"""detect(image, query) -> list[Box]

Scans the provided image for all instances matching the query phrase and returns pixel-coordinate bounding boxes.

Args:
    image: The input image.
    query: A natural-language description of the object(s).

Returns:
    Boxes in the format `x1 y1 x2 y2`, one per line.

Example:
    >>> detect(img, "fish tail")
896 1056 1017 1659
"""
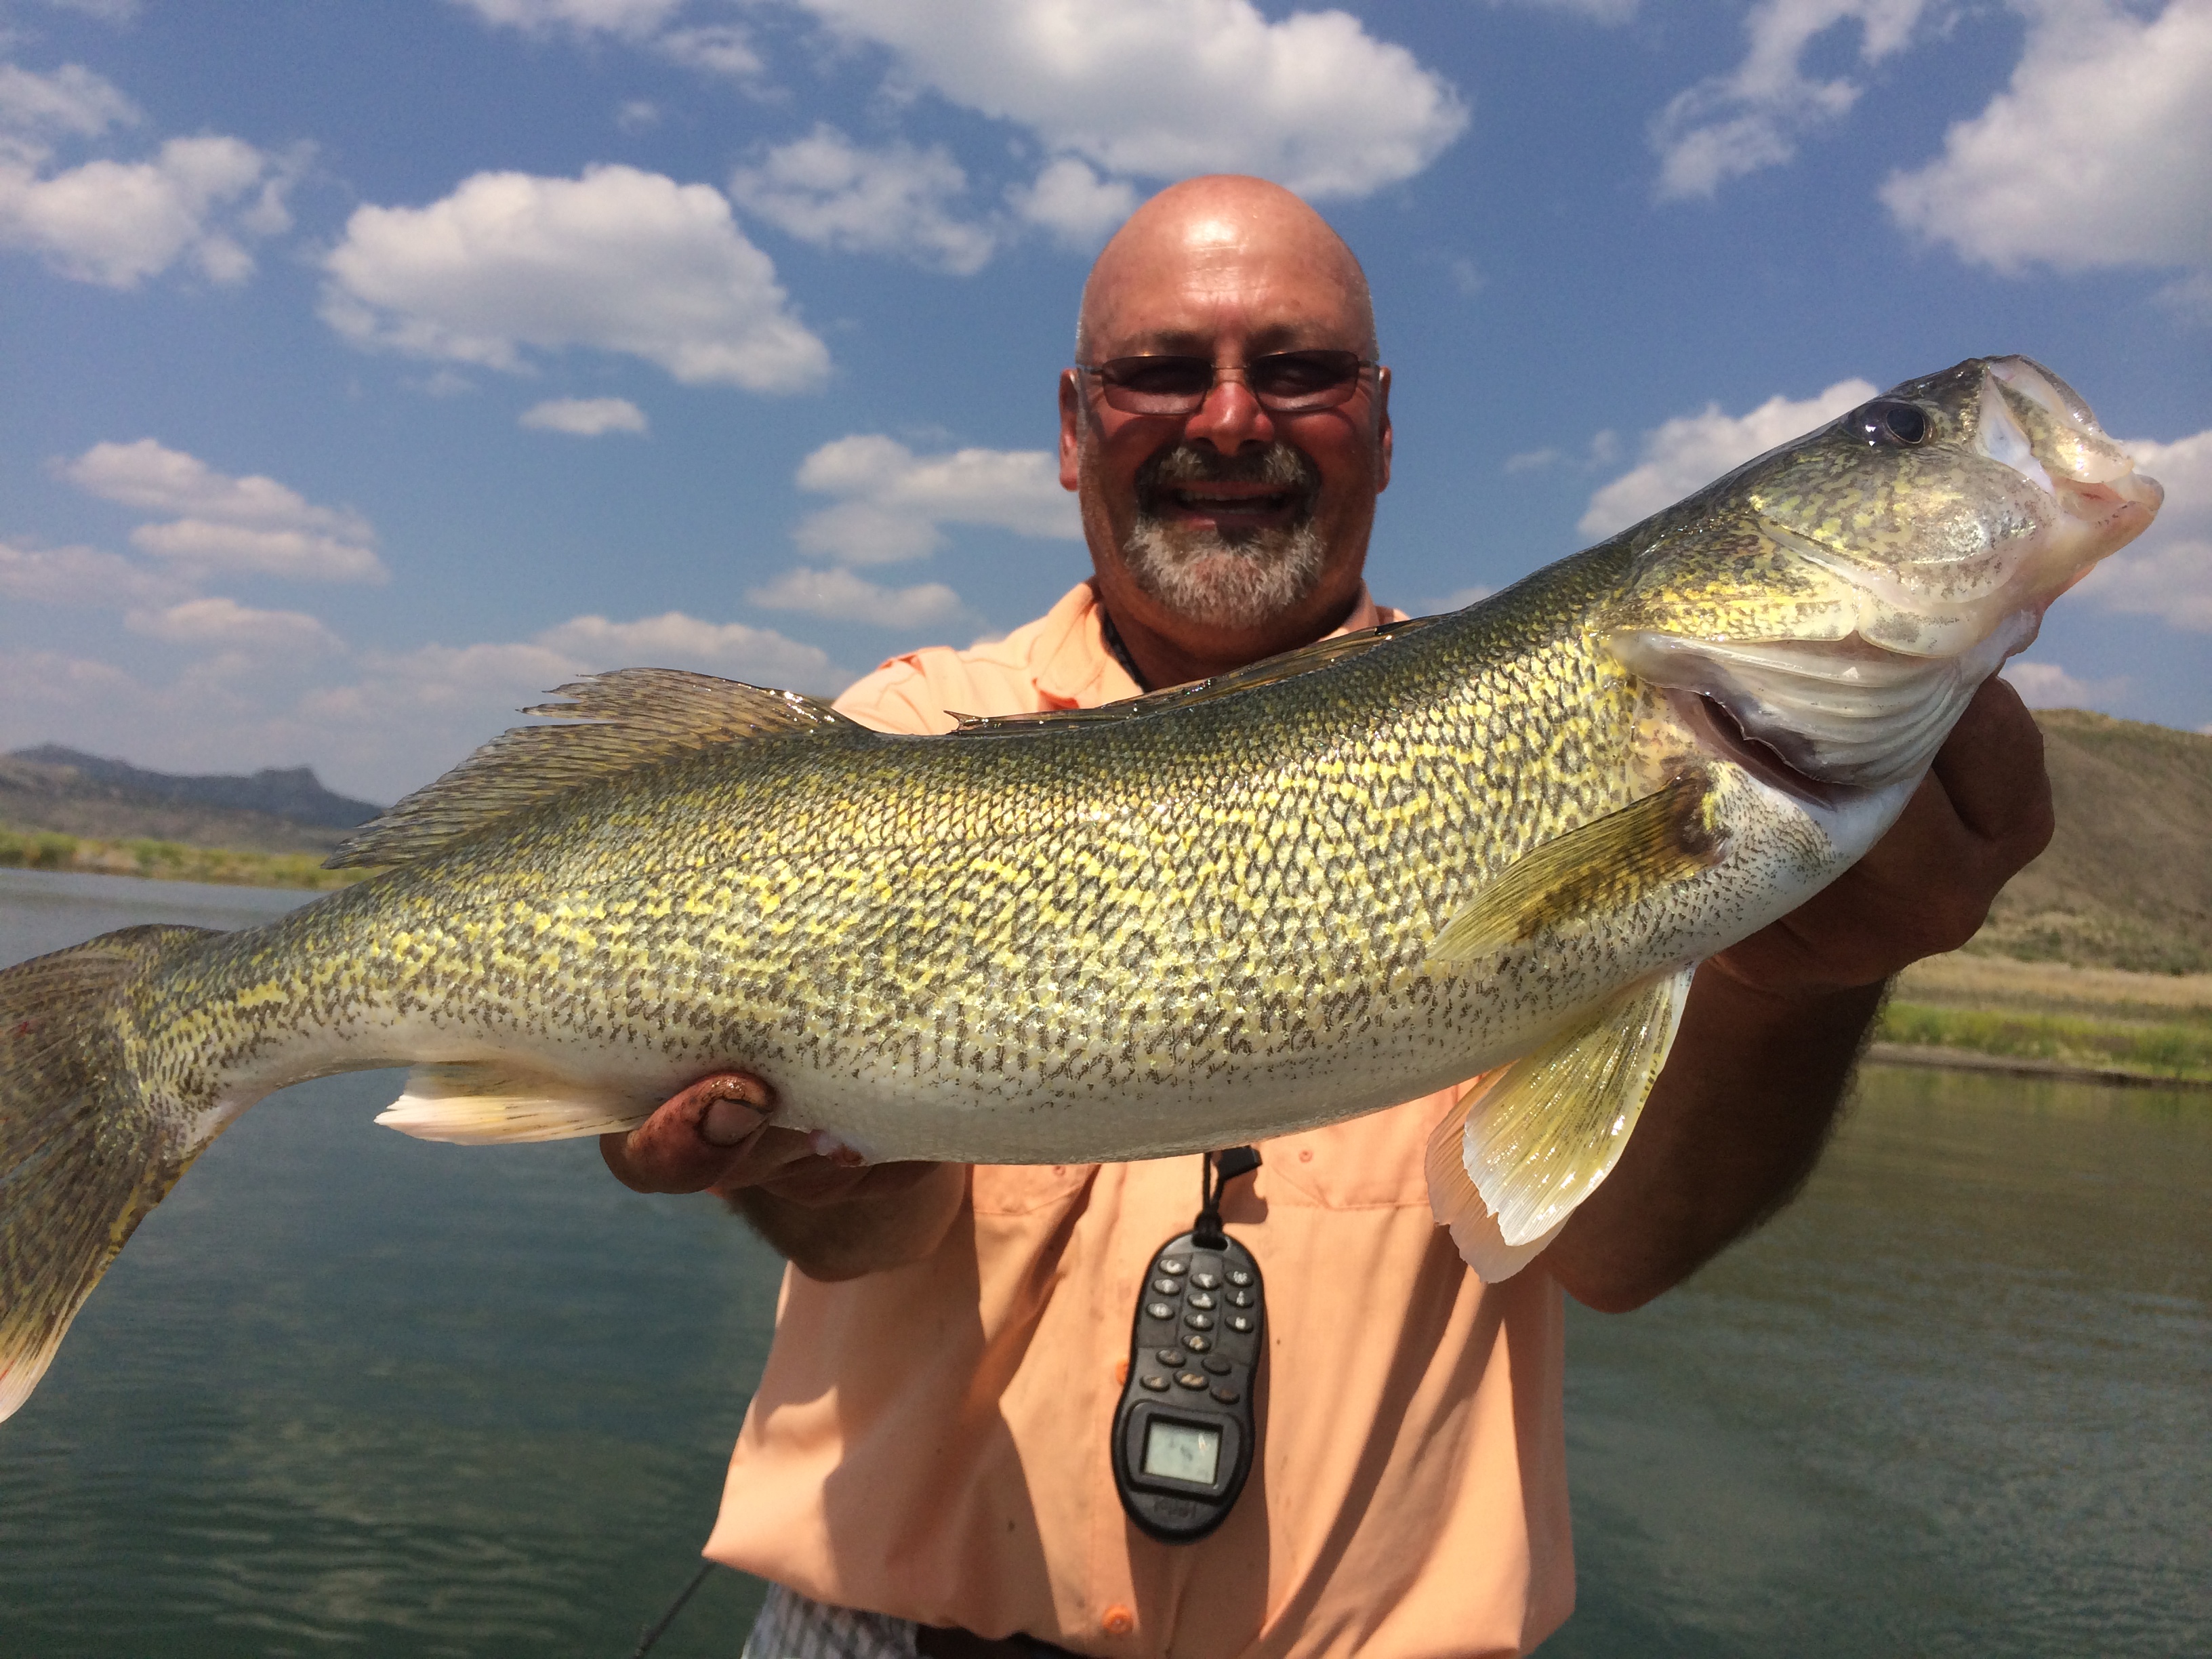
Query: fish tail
0 924 218 1422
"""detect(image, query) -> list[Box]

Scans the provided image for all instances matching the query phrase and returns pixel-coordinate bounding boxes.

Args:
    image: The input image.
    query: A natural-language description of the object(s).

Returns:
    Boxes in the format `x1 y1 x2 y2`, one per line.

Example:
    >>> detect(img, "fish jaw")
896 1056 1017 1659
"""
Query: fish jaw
1602 356 2162 796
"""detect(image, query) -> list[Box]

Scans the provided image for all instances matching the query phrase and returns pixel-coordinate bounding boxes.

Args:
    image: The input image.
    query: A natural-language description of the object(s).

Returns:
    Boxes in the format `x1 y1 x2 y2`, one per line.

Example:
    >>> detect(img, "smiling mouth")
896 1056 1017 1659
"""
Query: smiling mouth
1166 487 1300 517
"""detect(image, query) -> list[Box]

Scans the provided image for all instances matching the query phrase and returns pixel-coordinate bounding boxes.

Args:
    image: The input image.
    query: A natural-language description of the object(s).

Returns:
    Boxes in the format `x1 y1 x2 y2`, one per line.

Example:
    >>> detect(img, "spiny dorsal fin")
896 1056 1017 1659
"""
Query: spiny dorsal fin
1425 771 1727 965
1425 967 1694 1277
951 616 1440 734
327 668 857 868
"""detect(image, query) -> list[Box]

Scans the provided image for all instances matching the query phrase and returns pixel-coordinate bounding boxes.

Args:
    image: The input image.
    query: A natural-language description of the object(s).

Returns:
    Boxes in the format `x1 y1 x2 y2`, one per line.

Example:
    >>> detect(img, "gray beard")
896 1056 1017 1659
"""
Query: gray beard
1122 444 1326 632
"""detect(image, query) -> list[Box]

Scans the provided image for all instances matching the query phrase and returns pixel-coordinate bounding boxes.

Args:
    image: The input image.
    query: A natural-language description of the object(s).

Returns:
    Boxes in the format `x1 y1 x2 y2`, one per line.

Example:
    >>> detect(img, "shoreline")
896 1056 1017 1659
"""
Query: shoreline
1862 1042 2212 1093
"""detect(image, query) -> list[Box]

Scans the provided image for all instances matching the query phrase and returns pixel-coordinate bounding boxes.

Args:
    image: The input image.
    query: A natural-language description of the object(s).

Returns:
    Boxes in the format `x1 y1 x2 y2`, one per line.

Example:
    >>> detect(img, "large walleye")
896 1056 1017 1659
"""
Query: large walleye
0 357 2160 1418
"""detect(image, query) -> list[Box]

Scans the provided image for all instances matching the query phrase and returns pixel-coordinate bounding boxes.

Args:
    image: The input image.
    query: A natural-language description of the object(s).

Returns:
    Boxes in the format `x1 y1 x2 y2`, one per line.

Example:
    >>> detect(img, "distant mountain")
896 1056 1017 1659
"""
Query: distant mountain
7 746 383 830
1971 710 2212 975
0 747 386 856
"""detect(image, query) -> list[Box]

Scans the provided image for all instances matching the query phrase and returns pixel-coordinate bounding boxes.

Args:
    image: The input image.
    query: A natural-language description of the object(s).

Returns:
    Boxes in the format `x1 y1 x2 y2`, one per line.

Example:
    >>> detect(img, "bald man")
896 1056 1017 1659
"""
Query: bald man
607 178 2051 1658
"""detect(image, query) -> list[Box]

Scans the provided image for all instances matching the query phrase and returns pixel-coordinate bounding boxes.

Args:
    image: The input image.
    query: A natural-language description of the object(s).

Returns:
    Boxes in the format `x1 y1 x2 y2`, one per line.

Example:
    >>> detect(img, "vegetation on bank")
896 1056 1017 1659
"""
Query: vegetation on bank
1876 1002 2212 1085
0 825 370 892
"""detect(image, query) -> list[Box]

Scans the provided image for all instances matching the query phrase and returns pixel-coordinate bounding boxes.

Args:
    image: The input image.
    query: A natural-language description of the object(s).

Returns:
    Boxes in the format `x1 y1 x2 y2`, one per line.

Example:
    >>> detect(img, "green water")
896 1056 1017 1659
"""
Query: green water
2 871 2207 1656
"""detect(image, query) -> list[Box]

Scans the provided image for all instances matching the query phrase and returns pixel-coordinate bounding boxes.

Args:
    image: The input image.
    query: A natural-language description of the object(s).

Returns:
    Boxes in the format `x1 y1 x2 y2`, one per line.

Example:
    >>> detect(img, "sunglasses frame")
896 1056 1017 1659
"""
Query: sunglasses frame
1073 350 1377 416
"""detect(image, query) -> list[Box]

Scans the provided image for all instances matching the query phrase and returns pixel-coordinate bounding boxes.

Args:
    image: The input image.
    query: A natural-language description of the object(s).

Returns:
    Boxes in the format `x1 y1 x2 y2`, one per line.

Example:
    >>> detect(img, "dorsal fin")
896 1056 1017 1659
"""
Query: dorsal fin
951 616 1440 734
327 668 857 868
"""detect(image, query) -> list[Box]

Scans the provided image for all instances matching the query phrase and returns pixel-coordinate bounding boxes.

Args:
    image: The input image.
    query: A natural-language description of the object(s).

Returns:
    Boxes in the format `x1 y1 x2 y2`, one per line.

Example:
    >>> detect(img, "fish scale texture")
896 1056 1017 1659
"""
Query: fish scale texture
134 541 1657 1164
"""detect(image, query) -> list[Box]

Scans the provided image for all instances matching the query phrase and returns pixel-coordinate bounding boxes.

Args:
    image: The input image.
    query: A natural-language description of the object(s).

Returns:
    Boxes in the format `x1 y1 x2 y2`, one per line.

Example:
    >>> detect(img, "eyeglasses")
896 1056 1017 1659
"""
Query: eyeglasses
1073 350 1375 416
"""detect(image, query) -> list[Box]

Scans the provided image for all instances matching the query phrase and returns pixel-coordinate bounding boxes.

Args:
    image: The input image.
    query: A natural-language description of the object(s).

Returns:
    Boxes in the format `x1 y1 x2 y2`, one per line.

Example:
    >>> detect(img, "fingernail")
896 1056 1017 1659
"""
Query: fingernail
700 1099 765 1147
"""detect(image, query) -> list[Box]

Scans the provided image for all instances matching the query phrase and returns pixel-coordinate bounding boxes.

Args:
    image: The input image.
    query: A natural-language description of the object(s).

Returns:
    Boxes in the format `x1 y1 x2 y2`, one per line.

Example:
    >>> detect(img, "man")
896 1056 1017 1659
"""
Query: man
606 177 2051 1656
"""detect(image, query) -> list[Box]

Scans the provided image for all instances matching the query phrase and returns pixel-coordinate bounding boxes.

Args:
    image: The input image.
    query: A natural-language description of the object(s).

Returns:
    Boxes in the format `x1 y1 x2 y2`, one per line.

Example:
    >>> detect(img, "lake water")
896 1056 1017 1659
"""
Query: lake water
1 869 2206 1656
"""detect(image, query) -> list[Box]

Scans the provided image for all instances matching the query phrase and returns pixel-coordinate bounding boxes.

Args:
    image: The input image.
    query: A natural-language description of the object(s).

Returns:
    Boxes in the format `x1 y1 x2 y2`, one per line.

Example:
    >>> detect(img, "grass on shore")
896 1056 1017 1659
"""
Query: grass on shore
0 826 370 892
1876 1002 2212 1084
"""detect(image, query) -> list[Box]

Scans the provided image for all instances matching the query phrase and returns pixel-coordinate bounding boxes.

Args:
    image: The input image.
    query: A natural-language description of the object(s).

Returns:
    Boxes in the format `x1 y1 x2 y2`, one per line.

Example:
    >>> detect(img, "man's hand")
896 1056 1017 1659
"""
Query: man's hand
1546 677 2053 1311
1705 675 2055 998
602 1074 968 1282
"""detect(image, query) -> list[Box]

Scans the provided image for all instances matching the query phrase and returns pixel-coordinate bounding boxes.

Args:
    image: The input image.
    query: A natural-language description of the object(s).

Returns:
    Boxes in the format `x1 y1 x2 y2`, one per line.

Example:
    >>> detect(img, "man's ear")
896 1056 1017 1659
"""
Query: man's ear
1375 365 1393 494
1059 369 1083 491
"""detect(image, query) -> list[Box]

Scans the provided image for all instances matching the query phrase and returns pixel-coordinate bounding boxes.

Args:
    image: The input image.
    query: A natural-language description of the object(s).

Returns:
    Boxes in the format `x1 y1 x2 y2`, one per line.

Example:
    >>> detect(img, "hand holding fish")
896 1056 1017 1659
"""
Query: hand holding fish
1549 676 2057 1307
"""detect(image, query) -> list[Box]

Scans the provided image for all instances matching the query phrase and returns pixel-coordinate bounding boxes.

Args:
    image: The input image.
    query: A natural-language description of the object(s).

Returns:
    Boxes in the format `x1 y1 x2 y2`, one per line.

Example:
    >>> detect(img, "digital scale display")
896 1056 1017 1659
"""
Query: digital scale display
1141 1418 1221 1486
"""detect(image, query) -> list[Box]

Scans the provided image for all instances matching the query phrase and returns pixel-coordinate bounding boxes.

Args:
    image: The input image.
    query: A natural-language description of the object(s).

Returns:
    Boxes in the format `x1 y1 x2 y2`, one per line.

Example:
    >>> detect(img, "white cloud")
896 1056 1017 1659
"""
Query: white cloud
1491 0 1637 20
1577 377 1876 537
1881 0 2212 276
792 433 1080 563
0 131 298 288
56 438 386 582
1008 157 1137 248
321 165 830 392
2072 428 2212 630
0 61 138 138
58 438 370 535
450 0 686 33
655 23 766 78
1421 584 1494 614
125 596 344 655
731 125 997 274
532 611 838 682
0 536 183 607
792 0 1467 200
2002 659 2127 710
747 564 968 628
1651 0 1929 200
127 520 387 583
520 395 649 435
1503 447 1561 474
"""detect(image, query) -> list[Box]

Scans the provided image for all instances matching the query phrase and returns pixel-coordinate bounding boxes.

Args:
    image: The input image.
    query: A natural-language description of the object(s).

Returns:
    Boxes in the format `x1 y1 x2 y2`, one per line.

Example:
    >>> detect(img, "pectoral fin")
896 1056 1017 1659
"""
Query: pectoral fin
1425 773 1726 967
376 1063 651 1145
1424 967 1693 1280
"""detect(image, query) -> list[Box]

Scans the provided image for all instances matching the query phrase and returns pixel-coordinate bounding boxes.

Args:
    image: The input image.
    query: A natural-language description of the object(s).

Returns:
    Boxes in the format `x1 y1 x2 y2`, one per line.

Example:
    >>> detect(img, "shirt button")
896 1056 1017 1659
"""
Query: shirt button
1102 1605 1136 1637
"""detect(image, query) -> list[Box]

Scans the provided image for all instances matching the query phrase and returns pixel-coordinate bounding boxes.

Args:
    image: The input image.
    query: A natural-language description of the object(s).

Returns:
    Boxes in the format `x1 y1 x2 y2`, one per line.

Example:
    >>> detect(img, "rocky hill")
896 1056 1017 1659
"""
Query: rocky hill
1971 710 2212 975
0 747 383 857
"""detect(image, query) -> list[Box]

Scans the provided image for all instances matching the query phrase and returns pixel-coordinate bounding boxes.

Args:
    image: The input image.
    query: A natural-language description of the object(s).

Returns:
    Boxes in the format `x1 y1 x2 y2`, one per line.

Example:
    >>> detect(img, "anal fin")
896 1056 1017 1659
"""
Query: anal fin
1425 967 1694 1280
376 1062 651 1145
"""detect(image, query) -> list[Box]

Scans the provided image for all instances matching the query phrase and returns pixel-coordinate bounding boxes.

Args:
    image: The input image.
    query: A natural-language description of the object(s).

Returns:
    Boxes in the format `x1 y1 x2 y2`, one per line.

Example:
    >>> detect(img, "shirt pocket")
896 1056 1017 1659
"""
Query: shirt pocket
969 1162 1099 1217
1258 1085 1473 1212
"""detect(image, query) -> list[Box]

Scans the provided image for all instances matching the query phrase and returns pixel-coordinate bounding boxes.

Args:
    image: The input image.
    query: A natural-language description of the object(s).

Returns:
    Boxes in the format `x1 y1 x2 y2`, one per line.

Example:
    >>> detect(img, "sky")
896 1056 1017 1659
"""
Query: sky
1 0 2207 804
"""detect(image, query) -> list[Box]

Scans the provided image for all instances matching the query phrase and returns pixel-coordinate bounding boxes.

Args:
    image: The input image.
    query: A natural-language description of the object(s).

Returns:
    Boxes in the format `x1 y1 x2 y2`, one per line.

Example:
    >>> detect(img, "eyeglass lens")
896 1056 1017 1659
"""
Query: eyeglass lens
1088 350 1366 415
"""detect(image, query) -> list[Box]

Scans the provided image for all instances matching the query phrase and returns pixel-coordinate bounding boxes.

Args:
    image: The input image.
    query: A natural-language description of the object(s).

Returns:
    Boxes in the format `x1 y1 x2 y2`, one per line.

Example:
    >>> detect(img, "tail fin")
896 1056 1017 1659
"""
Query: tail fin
1 924 216 1421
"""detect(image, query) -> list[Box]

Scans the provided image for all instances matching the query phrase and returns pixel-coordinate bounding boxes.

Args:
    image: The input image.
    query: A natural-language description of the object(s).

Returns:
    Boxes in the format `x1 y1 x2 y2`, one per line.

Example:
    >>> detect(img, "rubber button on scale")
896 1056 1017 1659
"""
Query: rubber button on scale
1158 1259 1188 1276
1183 1334 1212 1353
1226 1314 1253 1334
1191 1271 1221 1290
1227 1268 1252 1287
1186 1290 1216 1310
1211 1385 1241 1404
1185 1312 1214 1330
1147 1301 1175 1321
1156 1348 1185 1367
1176 1370 1208 1390
1150 1277 1181 1297
1201 1355 1231 1375
1227 1289 1254 1309
1140 1375 1169 1391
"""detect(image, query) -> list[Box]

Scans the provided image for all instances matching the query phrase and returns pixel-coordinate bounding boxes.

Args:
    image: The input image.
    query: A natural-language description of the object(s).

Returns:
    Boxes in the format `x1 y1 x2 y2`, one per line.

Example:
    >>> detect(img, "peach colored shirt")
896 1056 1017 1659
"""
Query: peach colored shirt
705 583 1574 1658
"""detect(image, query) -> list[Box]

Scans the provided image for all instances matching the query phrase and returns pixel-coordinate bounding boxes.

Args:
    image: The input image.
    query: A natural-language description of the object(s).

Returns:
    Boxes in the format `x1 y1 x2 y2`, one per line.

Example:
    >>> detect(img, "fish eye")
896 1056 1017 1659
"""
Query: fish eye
1849 399 1929 448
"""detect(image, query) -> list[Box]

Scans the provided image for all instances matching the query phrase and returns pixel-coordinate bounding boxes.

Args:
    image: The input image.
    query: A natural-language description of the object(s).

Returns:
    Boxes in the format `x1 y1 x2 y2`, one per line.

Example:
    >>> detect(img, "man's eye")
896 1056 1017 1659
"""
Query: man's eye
1113 359 1210 395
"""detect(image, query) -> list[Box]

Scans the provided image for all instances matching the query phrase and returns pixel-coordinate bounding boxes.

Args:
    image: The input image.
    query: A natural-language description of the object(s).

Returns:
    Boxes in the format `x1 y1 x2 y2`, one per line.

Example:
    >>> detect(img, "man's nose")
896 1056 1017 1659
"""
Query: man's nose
1181 372 1276 453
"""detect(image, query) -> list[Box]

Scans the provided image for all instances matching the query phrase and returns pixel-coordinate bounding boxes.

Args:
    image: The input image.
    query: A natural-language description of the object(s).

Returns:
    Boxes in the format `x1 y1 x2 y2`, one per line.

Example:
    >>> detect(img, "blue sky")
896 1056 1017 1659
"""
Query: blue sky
2 0 2207 802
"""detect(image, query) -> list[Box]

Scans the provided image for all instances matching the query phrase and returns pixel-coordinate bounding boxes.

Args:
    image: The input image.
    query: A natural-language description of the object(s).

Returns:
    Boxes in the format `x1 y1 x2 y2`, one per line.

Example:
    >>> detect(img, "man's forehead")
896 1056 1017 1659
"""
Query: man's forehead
1082 244 1368 354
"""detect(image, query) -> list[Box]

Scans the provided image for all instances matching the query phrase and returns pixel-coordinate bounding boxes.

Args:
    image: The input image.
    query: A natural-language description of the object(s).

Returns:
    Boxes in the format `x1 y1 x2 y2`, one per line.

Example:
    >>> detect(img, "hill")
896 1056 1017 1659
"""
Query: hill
1971 710 2212 975
0 747 383 857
